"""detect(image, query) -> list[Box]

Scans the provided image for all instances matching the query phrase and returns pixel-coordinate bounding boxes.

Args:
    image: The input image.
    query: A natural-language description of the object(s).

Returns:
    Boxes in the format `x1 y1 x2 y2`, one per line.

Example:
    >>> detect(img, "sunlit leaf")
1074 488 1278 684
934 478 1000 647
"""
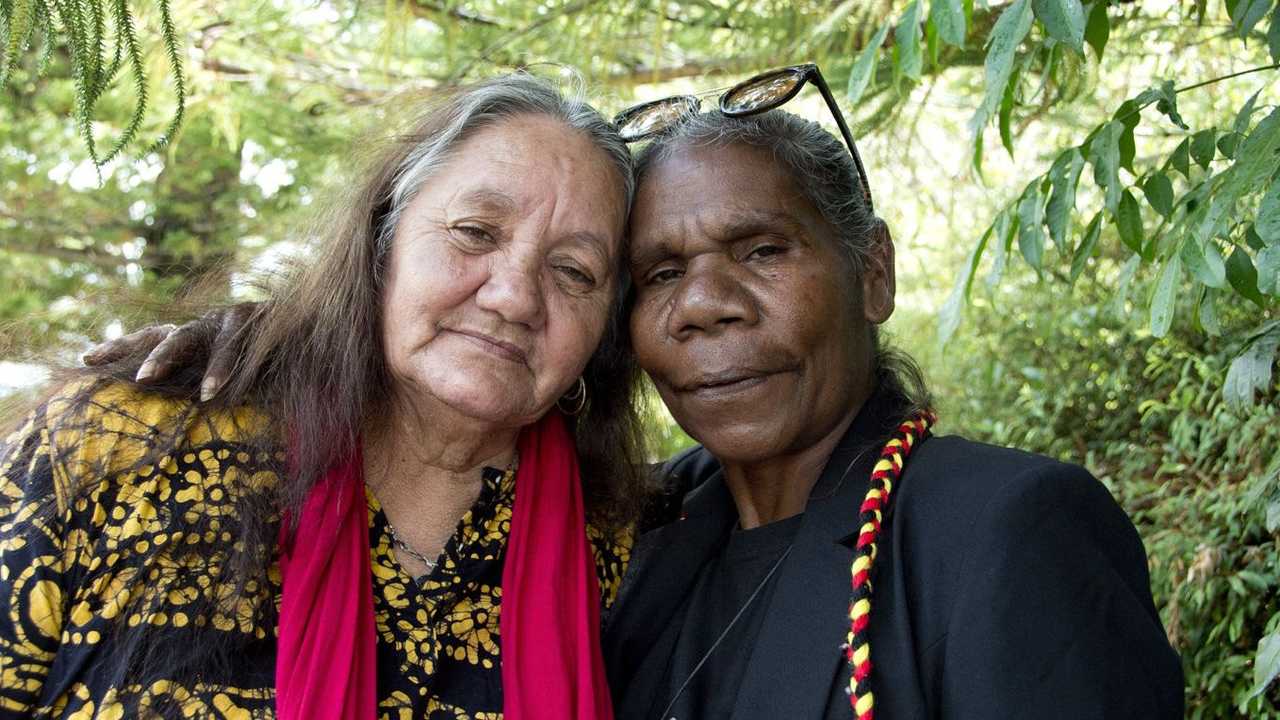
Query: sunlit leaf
895 0 924 82
1234 89 1262 135
846 24 890 106
1225 324 1280 409
1257 245 1280 294
1017 189 1046 270
968 0 1033 138
1047 149 1085 248
1199 288 1223 335
1256 178 1280 244
931 0 966 47
1032 0 1085 51
1149 254 1181 337
1181 236 1227 288
1090 120 1122 212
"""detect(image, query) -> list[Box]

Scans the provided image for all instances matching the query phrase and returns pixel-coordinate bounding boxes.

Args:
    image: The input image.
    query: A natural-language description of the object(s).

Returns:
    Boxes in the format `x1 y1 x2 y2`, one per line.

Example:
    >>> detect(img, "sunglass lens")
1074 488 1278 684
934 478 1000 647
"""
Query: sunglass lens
615 97 701 141
720 71 803 115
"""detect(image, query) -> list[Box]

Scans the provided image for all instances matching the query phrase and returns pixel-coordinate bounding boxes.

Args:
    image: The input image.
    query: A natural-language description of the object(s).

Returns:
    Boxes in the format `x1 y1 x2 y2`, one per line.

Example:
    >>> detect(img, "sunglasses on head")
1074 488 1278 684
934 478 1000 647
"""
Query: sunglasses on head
612 63 874 213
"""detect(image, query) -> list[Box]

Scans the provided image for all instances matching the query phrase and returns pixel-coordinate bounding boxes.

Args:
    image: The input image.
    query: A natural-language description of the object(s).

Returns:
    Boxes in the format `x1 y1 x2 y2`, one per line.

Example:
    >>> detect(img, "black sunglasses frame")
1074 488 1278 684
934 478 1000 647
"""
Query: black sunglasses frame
612 63 874 212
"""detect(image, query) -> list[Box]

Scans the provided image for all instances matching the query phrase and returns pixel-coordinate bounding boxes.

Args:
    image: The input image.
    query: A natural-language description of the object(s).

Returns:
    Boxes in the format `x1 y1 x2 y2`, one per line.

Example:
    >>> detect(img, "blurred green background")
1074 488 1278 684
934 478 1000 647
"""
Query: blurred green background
2 0 1279 714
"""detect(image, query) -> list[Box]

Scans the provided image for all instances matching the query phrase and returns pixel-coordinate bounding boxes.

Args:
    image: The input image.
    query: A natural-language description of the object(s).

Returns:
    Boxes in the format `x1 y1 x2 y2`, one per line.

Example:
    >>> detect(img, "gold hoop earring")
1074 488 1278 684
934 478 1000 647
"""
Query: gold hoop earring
557 377 587 416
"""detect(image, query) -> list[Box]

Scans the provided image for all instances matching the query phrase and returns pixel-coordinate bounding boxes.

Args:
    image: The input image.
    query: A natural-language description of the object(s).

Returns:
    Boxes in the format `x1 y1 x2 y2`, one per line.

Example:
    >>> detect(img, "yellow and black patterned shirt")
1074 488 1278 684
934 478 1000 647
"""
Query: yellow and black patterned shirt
0 381 631 719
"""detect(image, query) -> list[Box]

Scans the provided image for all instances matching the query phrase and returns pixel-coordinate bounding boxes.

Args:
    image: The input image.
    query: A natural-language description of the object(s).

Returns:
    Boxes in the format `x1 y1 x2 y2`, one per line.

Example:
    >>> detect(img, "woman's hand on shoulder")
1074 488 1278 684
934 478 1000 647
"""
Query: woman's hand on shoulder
83 303 259 401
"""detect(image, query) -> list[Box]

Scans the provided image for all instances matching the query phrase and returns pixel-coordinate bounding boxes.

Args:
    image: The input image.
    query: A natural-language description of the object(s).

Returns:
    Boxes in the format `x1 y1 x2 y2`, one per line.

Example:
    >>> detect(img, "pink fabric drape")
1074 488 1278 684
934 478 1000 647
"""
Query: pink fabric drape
501 412 614 720
275 411 613 720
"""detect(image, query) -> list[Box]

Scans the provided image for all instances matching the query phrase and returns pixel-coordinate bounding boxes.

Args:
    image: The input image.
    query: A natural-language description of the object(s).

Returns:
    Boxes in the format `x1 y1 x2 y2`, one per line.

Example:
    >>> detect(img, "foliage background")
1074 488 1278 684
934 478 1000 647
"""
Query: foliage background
2 0 1279 715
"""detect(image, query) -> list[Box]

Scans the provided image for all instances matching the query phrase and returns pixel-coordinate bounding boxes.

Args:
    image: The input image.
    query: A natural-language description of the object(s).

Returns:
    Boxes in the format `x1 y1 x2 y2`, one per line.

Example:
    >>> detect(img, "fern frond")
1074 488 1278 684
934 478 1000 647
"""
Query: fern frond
1 0 37 89
150 0 184 152
97 0 147 166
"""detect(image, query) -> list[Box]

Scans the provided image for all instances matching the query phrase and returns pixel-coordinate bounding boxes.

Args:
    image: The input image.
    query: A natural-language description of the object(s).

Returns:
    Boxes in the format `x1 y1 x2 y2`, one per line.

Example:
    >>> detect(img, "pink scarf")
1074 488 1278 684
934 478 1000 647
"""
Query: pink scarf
275 412 614 720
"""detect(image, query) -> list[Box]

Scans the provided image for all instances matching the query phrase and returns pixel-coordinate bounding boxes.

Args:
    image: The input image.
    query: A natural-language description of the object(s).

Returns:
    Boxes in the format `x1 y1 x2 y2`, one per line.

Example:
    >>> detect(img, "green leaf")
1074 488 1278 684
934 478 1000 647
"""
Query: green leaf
1032 0 1085 50
847 24 891 106
1090 120 1123 212
1181 237 1227 288
939 221 995 344
1017 189 1046 270
1169 138 1192 179
1217 131 1243 160
986 209 1015 288
1225 325 1280 409
1151 80 1188 130
999 65 1019 156
1084 1 1109 60
969 0 1033 137
1190 129 1217 170
1116 189 1144 256
931 0 966 47
1047 149 1085 248
1248 223 1268 250
1227 246 1267 307
1229 0 1272 38
1071 211 1102 283
1199 288 1222 336
1269 5 1280 62
1257 179 1280 244
1149 254 1181 338
1235 89 1263 135
1258 245 1280 294
1142 172 1174 218
895 0 924 82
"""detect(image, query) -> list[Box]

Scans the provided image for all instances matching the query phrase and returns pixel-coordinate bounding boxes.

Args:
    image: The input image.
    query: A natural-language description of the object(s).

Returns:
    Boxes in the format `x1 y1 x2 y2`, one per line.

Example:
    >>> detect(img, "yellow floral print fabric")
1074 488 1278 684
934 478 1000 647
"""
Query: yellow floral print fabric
0 381 632 719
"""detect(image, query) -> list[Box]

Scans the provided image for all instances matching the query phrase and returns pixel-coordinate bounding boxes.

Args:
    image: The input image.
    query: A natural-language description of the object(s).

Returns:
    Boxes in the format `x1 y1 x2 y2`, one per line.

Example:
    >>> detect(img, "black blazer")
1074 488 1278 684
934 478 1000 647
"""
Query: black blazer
604 399 1184 719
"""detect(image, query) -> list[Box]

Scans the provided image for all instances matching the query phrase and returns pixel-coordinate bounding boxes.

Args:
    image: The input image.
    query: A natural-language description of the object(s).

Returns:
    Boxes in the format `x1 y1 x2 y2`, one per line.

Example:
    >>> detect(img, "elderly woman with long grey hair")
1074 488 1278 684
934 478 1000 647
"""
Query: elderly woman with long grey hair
0 74 644 719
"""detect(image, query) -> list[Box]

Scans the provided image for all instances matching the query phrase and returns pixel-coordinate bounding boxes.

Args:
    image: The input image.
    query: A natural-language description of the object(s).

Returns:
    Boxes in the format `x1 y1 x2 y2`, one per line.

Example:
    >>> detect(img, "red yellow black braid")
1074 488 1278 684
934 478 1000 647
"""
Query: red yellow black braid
845 411 935 720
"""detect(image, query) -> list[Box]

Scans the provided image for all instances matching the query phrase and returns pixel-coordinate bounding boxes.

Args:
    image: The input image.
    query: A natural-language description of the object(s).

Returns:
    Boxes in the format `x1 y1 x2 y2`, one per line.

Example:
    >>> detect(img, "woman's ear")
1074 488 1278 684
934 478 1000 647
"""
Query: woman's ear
861 222 896 324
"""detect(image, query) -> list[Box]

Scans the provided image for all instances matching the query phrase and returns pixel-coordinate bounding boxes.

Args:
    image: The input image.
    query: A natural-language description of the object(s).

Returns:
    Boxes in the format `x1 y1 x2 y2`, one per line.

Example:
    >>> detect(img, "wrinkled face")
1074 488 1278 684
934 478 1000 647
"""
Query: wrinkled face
628 142 894 463
380 114 626 428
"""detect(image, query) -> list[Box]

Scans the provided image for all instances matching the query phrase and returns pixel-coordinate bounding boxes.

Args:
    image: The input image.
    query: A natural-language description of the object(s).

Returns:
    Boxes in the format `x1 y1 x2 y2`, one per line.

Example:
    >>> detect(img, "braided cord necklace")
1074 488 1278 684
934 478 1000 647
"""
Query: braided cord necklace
845 411 935 720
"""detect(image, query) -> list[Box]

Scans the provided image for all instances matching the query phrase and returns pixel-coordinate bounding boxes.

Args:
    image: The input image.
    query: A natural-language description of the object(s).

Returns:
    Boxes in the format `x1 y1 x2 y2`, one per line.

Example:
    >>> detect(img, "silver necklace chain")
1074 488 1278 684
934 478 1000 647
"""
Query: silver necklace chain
386 452 519 583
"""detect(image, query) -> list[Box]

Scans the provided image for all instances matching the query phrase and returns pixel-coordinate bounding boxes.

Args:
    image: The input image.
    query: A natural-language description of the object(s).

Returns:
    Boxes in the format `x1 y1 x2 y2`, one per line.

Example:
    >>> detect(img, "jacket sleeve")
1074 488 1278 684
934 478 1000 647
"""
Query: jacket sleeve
0 404 71 716
937 462 1184 719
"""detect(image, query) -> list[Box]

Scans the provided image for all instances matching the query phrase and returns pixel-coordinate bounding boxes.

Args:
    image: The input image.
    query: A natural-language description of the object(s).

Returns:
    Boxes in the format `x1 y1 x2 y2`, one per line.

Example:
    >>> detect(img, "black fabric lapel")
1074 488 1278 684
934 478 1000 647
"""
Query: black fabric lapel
728 391 900 720
605 468 737 713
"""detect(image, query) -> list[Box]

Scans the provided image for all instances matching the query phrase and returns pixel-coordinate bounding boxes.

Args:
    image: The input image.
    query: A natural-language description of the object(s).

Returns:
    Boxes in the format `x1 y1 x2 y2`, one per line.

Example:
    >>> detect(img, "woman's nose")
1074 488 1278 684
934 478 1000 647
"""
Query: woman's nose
666 262 758 340
475 250 545 328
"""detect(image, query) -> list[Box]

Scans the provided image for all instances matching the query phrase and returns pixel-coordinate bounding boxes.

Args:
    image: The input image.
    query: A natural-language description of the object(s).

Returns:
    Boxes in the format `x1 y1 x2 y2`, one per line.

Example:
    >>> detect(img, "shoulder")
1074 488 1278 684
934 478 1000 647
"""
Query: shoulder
898 434 1132 540
3 378 282 533
893 433 1154 614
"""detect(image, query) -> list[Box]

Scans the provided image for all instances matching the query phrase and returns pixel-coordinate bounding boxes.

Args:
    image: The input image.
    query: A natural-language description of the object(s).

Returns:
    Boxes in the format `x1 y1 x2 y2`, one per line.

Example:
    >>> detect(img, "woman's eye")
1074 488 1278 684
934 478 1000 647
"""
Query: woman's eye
647 267 683 285
746 244 785 260
453 225 496 247
555 264 596 288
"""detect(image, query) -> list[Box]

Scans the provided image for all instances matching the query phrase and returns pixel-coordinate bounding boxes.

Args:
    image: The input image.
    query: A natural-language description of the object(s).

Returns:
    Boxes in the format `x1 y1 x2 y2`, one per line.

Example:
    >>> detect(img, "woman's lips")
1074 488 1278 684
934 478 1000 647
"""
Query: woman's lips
678 368 791 399
450 329 529 364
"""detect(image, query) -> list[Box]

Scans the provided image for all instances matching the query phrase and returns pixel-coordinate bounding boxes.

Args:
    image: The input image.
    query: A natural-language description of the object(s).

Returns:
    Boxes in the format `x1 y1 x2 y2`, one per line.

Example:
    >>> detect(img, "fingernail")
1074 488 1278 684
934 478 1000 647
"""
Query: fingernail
136 361 156 382
200 376 222 402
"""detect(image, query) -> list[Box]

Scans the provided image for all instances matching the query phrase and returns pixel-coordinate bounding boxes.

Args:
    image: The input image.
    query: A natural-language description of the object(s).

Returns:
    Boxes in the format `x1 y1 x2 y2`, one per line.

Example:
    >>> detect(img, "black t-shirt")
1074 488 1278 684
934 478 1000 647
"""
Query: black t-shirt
656 513 804 720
